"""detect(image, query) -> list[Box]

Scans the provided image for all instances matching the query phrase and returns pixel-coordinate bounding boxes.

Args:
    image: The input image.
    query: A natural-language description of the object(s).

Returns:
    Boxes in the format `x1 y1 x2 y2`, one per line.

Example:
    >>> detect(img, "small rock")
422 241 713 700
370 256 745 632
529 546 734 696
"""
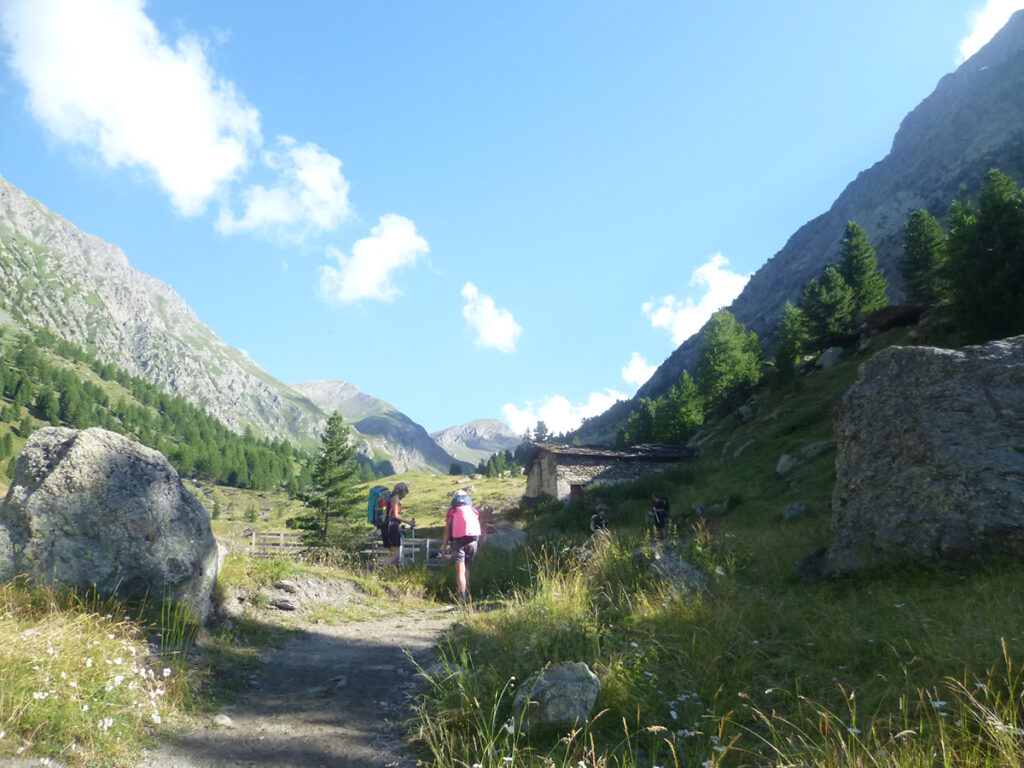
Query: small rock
738 405 755 422
776 454 800 475
269 598 298 611
801 439 836 459
273 579 300 594
815 346 844 369
212 713 234 727
783 503 808 520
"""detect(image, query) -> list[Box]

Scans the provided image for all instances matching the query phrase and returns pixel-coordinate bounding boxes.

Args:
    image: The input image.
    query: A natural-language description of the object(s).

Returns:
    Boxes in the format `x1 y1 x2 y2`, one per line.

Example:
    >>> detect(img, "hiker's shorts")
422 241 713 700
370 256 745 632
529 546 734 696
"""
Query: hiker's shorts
451 536 479 564
382 522 403 548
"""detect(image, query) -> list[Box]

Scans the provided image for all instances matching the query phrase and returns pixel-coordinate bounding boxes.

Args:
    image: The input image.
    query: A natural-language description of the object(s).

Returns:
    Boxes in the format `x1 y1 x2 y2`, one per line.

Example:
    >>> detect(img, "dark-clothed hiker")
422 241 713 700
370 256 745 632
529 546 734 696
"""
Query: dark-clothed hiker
384 482 415 566
651 493 670 539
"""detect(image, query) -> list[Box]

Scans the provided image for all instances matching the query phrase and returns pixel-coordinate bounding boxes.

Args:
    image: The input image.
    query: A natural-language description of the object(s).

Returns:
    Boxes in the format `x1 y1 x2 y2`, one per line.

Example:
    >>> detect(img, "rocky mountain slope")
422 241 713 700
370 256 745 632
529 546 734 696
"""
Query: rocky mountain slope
292 380 459 473
430 419 521 466
0 172 326 447
577 10 1024 442
0 174 458 472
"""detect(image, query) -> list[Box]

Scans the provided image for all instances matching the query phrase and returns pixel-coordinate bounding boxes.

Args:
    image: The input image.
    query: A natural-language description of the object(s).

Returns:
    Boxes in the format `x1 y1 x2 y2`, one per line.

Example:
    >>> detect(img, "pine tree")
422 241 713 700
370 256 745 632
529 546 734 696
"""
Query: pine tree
838 221 889 315
287 412 361 548
901 210 948 304
533 421 550 442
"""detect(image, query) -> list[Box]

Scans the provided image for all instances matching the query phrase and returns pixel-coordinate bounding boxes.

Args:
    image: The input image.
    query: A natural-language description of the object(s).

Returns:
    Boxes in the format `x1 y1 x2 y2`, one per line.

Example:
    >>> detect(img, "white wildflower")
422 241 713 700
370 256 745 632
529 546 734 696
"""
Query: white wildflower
151 712 162 725
931 700 948 708
163 668 172 678
85 658 93 668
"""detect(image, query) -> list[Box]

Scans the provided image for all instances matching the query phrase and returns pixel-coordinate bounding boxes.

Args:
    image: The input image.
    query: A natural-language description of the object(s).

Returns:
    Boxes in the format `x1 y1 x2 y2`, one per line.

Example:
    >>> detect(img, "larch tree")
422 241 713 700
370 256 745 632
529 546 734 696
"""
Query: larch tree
695 310 763 408
802 266 855 342
288 411 361 548
900 209 948 304
838 221 889 315
946 168 1024 341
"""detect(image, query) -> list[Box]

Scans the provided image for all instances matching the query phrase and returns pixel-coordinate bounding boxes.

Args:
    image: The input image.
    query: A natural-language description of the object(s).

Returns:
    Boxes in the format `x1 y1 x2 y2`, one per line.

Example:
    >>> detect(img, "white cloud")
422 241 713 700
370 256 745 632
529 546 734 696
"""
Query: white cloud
0 0 260 215
502 390 627 436
642 253 749 346
621 352 657 388
461 283 522 354
319 214 428 303
216 136 351 237
958 0 1024 63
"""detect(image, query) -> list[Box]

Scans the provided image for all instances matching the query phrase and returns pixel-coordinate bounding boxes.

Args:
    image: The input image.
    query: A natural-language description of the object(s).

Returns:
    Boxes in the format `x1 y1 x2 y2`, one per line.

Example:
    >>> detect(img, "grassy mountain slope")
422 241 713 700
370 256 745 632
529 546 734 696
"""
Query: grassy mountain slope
409 320 1024 766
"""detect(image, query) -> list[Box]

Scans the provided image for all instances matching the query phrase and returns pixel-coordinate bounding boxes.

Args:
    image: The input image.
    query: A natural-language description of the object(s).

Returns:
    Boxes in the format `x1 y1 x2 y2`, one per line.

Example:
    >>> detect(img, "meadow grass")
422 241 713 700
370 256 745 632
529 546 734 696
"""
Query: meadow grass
410 337 1024 767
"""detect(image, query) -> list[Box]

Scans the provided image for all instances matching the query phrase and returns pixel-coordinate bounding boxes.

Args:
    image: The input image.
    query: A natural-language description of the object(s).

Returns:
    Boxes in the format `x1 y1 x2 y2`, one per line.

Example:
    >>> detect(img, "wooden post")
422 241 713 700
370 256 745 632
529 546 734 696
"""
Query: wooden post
250 530 256 555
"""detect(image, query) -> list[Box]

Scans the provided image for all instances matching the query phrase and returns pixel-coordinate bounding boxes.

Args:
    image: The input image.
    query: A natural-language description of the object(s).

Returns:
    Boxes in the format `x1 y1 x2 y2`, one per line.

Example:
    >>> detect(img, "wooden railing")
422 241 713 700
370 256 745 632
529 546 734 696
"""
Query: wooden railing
360 528 446 569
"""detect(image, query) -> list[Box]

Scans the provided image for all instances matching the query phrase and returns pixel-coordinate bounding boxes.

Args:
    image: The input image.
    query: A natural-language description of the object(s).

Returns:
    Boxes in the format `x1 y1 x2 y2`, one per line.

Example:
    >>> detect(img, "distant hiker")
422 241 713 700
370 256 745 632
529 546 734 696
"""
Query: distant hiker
384 482 414 567
651 493 670 539
591 504 609 534
442 491 482 603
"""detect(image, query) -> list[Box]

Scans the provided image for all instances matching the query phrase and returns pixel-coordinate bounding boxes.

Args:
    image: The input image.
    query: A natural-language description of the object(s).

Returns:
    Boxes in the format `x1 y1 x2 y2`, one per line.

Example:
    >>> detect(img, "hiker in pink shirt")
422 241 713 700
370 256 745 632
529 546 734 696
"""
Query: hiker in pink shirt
441 491 481 603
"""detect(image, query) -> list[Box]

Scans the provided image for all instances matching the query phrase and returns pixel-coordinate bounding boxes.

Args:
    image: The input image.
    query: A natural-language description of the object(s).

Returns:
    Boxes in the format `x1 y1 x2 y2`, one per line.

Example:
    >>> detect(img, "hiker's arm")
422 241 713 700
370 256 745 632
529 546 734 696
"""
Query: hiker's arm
441 518 452 552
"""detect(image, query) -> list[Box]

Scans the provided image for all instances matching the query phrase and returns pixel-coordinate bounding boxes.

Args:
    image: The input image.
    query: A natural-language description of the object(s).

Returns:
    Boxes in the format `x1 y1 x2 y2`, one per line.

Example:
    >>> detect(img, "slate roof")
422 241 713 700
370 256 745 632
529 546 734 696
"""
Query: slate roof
523 441 697 471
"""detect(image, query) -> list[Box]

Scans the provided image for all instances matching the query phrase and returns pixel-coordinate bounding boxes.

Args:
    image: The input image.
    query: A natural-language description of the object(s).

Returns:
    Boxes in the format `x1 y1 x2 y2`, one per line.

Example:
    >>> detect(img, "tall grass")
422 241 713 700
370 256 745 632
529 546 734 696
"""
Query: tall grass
0 579 186 766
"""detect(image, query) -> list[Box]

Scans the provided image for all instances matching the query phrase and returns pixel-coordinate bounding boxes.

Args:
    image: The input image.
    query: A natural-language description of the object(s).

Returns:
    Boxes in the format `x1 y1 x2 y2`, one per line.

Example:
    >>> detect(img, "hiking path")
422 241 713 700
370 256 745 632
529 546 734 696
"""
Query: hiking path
140 606 456 768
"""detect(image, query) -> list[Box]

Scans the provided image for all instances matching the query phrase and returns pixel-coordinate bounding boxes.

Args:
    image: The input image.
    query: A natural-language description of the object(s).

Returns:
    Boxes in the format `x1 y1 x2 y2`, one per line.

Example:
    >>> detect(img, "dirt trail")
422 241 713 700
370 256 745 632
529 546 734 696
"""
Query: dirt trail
140 607 456 768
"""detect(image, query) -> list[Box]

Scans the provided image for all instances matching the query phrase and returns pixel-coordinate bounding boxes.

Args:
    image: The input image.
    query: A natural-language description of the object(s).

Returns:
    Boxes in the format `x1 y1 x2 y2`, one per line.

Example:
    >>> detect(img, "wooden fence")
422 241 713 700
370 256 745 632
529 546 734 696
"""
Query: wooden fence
248 531 303 558
360 528 446 569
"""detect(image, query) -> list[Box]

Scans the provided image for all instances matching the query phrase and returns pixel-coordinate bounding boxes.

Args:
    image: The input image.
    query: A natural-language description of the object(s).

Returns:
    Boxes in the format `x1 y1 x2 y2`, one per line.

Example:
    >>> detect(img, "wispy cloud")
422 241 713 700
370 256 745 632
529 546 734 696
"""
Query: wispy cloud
0 0 260 215
217 136 351 238
621 352 657 388
958 0 1024 63
319 214 429 303
461 283 522 353
642 253 749 345
502 390 627 436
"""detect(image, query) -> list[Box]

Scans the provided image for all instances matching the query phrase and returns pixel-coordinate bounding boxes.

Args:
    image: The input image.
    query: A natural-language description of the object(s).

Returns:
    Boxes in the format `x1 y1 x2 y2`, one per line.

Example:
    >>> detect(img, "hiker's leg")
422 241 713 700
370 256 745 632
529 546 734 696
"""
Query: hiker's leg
454 562 467 594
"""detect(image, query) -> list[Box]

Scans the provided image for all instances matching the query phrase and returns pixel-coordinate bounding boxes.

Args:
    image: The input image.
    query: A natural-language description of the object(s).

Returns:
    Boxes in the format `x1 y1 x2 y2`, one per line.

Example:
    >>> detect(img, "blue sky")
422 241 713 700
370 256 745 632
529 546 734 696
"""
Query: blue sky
0 0 1018 436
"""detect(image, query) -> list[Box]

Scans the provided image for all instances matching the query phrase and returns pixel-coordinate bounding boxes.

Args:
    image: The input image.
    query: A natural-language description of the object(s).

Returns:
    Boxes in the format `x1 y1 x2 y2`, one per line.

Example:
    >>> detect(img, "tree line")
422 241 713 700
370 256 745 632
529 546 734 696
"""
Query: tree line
0 328 311 494
617 167 1024 447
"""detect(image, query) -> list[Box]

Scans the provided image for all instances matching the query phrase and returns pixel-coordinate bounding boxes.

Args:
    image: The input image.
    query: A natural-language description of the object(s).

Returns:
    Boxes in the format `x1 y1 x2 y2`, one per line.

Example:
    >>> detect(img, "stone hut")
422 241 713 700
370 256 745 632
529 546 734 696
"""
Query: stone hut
523 442 697 504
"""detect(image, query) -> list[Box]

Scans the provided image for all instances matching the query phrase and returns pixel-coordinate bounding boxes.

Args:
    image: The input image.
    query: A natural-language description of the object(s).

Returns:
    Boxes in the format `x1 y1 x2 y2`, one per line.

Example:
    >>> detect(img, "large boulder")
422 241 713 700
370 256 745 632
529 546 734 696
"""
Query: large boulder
823 336 1024 575
512 661 600 733
0 427 218 620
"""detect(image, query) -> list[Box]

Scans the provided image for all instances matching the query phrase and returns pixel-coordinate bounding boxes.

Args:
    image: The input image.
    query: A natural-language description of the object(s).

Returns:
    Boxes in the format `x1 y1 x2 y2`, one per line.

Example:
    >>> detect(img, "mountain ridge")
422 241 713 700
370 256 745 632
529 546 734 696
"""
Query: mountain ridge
576 9 1024 443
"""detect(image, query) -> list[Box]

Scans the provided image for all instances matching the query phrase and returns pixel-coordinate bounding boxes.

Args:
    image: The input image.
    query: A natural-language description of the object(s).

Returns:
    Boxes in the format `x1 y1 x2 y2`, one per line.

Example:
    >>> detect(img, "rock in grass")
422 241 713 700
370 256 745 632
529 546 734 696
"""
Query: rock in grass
0 427 218 621
512 661 600 733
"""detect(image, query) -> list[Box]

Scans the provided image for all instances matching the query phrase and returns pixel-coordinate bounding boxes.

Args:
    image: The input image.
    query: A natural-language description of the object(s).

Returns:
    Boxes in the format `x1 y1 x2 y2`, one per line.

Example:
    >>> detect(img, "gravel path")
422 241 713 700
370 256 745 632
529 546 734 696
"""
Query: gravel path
139 607 456 768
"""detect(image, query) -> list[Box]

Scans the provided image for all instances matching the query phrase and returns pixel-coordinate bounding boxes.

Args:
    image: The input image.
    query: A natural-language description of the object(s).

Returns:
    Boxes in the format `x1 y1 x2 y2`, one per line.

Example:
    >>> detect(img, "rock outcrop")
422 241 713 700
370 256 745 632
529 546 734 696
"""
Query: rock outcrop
822 336 1024 575
0 427 218 619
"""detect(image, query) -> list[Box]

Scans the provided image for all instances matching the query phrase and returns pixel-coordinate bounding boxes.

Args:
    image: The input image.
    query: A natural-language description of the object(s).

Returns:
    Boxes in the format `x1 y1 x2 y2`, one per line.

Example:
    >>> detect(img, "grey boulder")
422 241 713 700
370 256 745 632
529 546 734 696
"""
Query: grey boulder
512 661 600 732
0 427 218 620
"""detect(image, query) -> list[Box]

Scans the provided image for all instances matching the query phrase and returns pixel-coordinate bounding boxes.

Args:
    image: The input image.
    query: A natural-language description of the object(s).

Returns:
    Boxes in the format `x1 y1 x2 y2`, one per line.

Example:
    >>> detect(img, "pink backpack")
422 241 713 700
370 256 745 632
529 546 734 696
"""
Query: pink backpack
449 504 481 538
